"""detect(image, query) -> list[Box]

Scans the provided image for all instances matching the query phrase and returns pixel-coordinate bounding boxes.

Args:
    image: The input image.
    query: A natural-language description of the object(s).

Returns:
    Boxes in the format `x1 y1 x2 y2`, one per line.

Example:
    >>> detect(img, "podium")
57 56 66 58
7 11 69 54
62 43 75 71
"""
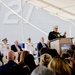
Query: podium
50 38 73 55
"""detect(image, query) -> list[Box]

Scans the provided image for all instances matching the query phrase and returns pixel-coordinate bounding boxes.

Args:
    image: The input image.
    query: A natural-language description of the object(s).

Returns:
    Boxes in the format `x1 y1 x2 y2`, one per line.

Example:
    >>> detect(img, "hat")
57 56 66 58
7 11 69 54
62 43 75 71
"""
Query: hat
2 38 8 42
53 25 58 29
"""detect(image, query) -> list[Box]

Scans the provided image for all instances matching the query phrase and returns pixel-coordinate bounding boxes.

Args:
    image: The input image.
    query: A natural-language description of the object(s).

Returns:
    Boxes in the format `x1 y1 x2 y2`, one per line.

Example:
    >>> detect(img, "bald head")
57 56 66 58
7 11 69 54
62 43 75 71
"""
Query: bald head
6 50 15 61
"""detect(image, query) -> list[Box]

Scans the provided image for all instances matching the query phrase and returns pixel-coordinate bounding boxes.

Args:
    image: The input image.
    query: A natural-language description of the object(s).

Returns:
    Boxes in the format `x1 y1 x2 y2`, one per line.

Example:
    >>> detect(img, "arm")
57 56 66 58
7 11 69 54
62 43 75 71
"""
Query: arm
48 32 55 40
60 32 66 38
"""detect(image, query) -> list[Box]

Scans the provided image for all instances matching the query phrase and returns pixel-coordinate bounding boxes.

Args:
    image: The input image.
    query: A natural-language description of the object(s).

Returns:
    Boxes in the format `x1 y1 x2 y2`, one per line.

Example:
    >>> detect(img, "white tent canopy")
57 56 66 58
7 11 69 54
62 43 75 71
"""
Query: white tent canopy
22 0 75 20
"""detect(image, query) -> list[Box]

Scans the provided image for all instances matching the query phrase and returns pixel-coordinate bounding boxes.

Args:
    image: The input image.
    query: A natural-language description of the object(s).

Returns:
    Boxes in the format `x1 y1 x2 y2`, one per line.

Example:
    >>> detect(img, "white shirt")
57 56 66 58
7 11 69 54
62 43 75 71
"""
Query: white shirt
25 42 36 55
41 43 46 48
25 43 35 51
0 43 10 55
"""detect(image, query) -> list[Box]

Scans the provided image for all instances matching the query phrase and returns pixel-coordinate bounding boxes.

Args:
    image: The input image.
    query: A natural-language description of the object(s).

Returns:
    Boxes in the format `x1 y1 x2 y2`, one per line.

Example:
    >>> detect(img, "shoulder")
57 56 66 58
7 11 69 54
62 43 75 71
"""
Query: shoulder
18 45 21 48
0 64 8 72
0 65 5 70
37 42 42 45
49 31 54 34
11 45 15 47
7 64 21 75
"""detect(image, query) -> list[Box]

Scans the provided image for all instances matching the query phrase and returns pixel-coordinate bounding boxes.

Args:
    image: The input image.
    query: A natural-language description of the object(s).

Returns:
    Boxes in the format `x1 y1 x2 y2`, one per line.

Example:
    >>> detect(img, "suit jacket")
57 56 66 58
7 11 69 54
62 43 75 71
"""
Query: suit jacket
11 45 22 52
0 61 17 75
48 31 66 40
37 42 48 51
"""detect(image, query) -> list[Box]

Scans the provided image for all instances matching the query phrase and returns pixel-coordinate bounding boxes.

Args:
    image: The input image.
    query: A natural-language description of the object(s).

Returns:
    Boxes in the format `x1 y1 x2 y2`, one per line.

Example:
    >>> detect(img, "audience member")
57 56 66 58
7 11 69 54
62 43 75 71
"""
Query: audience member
6 51 30 75
19 51 37 73
0 50 17 75
48 56 71 75
61 52 75 75
40 53 52 67
31 66 56 75
67 50 75 70
40 48 60 58
40 48 48 55
71 44 75 50
19 51 29 65
24 54 37 73
61 53 71 63
47 49 60 58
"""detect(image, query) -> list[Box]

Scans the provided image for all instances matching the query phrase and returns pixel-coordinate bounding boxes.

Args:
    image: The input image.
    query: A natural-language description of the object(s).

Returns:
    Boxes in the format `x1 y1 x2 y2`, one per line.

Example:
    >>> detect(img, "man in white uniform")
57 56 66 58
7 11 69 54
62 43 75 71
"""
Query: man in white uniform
25 38 35 55
0 38 10 56
0 38 10 64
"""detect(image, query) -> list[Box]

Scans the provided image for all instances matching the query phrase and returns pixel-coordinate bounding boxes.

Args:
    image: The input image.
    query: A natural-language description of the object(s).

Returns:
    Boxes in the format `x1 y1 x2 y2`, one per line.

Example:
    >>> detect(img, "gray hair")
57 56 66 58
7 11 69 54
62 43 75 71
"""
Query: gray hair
31 66 56 75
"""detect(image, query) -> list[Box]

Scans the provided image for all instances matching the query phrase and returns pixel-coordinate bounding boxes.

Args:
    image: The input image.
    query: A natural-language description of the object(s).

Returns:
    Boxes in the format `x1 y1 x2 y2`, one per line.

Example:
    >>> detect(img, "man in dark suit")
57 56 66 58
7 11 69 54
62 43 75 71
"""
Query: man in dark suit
48 25 66 40
0 50 17 75
37 37 48 58
11 40 23 61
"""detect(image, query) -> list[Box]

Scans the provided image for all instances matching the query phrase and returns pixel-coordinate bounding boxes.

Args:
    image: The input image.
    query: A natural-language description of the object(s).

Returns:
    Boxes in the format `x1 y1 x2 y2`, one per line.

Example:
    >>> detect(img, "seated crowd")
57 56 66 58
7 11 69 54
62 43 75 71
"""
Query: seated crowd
0 37 75 75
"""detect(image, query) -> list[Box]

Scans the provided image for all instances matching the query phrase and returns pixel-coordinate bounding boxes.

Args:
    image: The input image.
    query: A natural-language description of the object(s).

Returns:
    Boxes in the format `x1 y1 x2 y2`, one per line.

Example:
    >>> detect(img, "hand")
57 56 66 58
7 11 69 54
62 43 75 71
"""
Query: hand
64 32 66 36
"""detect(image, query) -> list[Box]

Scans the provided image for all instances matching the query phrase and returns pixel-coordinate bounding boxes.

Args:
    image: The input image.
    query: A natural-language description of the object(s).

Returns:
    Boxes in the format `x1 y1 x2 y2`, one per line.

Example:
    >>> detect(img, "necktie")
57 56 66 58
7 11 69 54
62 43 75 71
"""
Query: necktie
16 45 20 53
